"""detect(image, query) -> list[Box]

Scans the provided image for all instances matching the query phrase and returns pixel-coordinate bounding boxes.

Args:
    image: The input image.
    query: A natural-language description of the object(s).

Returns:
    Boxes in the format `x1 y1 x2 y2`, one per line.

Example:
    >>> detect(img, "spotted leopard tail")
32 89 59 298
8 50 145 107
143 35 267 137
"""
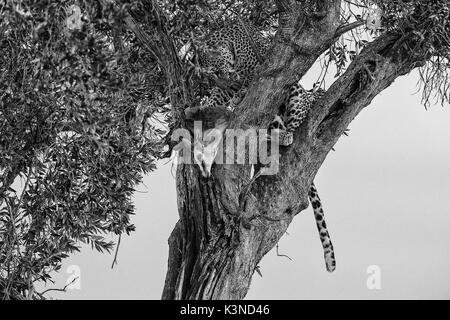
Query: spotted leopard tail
308 182 336 272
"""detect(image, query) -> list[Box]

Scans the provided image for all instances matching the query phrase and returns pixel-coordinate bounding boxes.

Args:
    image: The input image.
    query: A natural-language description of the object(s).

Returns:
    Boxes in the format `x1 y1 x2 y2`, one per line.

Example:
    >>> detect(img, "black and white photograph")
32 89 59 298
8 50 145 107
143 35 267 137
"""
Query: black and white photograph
0 0 449 305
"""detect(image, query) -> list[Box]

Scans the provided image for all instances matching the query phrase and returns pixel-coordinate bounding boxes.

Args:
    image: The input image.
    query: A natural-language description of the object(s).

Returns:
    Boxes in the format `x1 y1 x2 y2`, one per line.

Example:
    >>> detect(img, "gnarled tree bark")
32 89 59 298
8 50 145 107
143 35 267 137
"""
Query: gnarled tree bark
125 0 428 300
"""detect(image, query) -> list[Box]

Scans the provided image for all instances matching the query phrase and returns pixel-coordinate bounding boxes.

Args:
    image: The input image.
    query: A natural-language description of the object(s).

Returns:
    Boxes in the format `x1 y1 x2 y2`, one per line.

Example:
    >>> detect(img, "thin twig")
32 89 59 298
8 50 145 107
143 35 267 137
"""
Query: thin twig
334 20 366 39
39 277 79 296
276 243 292 261
111 234 122 269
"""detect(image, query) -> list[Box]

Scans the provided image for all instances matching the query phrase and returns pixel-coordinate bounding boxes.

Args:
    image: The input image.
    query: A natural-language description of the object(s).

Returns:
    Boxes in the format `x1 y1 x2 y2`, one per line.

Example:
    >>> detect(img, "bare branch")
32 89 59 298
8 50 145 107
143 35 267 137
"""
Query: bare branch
111 235 122 269
334 20 366 38
276 243 292 261
309 31 423 151
39 277 79 296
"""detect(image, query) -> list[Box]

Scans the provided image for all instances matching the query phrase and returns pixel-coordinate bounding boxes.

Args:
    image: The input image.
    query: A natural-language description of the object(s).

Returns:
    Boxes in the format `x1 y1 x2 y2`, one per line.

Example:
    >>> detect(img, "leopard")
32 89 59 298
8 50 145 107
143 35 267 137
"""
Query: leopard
268 82 326 146
193 21 336 273
198 21 271 110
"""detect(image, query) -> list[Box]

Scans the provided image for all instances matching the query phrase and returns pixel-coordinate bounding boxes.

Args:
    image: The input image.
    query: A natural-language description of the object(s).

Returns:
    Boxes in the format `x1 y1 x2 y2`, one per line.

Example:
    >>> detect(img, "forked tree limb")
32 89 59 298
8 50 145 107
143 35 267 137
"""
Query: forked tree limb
118 0 437 300
161 4 433 300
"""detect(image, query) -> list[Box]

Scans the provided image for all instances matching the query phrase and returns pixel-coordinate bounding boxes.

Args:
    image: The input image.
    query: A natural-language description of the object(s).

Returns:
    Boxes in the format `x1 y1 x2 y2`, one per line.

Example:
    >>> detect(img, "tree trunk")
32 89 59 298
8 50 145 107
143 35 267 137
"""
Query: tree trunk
162 160 307 300
159 1 426 300
161 40 423 301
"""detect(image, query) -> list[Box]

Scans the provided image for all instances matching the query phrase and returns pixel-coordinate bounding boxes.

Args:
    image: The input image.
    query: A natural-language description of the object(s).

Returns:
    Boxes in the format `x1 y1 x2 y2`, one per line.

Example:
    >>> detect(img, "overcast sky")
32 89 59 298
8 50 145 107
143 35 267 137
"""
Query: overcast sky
42 69 450 300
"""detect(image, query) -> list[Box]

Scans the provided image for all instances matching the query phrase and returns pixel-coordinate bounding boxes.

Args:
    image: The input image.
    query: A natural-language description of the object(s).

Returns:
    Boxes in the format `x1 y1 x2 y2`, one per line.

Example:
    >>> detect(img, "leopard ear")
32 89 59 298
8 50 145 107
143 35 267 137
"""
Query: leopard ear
268 115 286 131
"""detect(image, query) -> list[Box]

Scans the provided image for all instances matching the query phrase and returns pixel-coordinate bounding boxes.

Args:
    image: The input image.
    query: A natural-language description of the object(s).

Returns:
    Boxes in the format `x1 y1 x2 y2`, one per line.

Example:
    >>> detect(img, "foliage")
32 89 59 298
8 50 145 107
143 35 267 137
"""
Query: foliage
329 0 450 105
0 0 162 299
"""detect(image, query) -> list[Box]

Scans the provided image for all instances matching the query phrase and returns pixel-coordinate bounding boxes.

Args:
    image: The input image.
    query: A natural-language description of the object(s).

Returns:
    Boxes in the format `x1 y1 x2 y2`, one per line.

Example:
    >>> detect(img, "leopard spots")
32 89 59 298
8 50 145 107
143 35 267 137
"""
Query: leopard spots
199 23 270 109
196 22 336 273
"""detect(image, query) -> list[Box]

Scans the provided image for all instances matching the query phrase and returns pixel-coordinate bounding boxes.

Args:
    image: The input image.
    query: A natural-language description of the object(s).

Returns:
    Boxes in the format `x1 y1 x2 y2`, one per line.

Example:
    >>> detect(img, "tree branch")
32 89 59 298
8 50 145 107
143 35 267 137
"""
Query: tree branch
39 277 79 296
245 30 427 226
162 0 447 300
223 15 429 270
110 235 121 269
234 0 342 127
122 14 164 67
117 0 189 118
334 20 366 38
310 31 426 153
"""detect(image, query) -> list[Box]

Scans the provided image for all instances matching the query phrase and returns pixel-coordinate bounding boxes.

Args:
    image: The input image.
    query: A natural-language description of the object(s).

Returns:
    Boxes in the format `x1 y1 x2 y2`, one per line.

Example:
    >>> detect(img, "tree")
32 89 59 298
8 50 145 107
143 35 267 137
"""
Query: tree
0 0 162 299
0 0 448 300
